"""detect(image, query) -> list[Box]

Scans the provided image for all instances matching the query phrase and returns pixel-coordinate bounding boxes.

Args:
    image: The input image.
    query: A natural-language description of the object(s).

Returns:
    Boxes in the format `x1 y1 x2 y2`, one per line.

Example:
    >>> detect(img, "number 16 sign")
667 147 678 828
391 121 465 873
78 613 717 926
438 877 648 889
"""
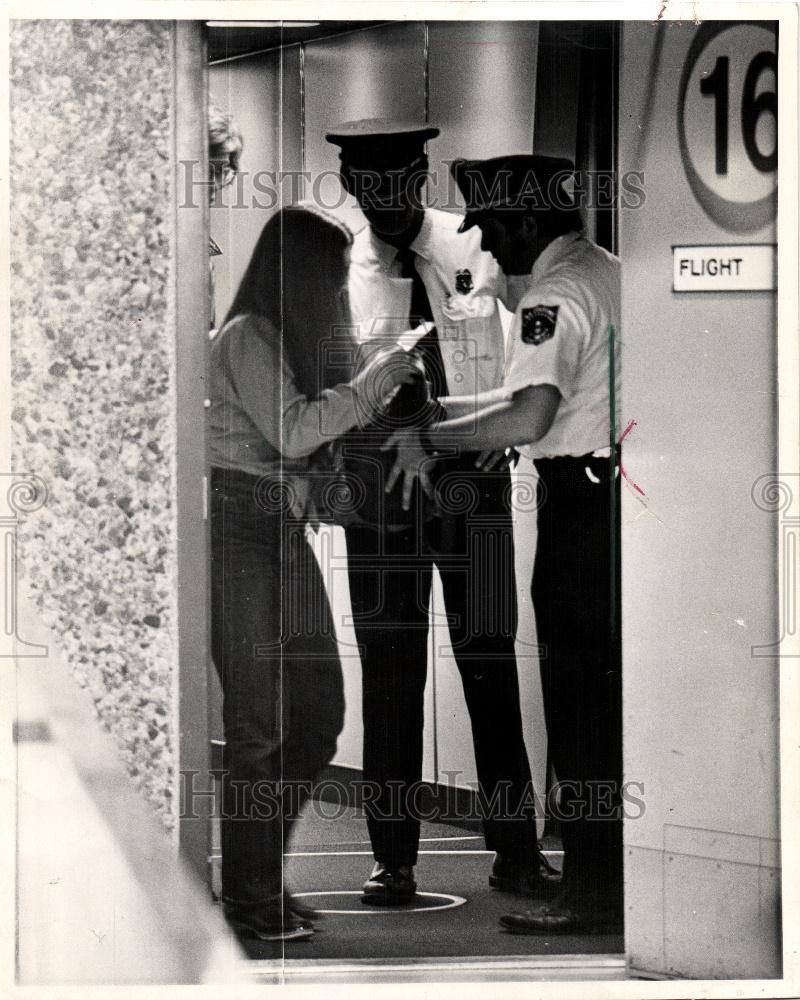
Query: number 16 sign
678 21 778 234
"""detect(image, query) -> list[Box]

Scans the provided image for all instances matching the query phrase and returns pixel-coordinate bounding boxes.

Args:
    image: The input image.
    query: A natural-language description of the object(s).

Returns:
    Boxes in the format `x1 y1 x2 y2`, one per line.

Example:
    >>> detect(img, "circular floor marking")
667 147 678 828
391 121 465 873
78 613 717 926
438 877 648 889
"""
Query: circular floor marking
291 890 467 915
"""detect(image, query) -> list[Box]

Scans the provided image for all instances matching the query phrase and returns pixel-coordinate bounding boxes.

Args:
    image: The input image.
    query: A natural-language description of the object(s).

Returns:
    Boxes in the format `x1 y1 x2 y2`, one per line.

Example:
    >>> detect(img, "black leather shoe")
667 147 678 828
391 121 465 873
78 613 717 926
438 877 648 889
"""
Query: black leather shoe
223 898 315 942
499 900 623 936
361 862 417 905
489 852 561 897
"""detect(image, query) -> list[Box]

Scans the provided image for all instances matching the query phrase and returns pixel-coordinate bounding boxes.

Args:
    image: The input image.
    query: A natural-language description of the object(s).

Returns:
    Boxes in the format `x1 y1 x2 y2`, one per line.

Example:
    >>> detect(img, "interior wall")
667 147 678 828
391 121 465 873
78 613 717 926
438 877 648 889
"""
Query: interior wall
532 22 581 161
426 21 539 212
619 20 780 978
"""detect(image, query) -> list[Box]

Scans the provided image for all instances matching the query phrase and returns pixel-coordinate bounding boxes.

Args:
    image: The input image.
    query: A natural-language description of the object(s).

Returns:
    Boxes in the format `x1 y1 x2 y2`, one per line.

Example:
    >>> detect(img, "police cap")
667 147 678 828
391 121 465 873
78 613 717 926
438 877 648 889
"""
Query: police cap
326 117 440 146
451 154 576 232
326 117 440 169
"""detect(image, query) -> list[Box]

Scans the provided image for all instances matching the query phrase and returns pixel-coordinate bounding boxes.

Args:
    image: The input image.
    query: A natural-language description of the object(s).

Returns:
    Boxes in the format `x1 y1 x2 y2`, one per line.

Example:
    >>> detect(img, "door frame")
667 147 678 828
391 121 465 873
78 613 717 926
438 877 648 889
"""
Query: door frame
174 19 212 882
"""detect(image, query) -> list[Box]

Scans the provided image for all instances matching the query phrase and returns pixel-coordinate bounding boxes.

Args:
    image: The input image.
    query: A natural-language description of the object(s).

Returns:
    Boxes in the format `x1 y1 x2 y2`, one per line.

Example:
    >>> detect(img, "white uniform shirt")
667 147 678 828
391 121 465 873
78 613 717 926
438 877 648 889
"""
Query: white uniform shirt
502 232 621 460
348 208 511 398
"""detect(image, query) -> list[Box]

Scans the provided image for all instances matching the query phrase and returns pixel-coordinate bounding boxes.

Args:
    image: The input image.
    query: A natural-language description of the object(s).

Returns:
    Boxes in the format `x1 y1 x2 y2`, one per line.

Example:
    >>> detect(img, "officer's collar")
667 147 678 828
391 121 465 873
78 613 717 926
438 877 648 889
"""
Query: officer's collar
408 209 435 261
529 231 582 281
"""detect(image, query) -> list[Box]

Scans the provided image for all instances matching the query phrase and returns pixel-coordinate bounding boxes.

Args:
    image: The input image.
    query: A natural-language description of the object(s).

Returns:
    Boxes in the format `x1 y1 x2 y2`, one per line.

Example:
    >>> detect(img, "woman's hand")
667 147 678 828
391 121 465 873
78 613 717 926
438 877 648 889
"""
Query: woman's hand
381 428 436 511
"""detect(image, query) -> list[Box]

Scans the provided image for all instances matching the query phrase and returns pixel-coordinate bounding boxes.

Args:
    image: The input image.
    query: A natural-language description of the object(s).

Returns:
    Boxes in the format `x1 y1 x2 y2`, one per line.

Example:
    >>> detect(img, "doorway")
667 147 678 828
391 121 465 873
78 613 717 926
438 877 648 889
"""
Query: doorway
196 17 623 966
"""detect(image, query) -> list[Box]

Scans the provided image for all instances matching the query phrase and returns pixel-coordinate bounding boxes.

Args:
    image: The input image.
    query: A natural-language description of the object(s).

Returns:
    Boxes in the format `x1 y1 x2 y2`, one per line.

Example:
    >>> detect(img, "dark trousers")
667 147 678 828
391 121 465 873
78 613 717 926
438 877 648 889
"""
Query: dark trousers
345 453 539 868
533 452 623 908
210 466 345 905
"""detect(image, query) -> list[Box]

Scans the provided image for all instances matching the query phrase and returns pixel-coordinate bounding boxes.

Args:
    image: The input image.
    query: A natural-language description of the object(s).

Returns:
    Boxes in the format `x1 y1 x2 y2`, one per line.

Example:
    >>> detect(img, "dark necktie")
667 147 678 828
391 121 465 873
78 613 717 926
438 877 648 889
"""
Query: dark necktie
395 248 447 399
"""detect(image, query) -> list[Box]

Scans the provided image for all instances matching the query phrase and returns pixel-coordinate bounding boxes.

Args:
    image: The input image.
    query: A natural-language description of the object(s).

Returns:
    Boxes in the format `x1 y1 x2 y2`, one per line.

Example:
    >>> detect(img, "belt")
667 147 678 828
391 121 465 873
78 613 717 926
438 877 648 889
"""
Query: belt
534 447 620 485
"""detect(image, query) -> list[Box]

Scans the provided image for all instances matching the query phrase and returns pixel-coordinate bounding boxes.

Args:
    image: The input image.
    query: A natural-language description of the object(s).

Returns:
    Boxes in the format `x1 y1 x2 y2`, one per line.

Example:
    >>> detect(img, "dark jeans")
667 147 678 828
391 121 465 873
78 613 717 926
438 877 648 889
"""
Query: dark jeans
210 466 344 905
345 452 539 868
533 452 623 908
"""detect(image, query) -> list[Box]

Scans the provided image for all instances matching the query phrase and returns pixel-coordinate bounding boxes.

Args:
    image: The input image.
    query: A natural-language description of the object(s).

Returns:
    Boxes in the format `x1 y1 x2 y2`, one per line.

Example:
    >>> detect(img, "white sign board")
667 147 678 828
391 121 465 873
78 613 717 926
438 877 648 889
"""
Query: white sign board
672 244 777 292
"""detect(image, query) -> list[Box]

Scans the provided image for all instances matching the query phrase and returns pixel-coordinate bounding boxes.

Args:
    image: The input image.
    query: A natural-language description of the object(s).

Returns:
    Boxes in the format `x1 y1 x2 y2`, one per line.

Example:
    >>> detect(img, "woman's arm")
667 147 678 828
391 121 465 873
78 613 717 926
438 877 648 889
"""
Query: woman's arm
222 318 418 460
279 344 425 459
278 371 378 459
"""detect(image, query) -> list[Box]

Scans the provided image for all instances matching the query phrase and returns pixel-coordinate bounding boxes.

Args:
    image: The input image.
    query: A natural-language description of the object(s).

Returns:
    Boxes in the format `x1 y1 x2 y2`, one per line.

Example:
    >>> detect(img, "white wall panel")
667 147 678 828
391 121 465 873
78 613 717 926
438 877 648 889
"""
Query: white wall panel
306 525 369 775
303 23 426 233
427 21 539 214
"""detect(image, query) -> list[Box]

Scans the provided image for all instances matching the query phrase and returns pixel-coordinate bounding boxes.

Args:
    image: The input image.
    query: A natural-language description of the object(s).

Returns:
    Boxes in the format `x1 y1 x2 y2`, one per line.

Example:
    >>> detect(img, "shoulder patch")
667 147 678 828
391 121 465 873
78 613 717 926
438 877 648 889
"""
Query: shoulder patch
521 305 559 345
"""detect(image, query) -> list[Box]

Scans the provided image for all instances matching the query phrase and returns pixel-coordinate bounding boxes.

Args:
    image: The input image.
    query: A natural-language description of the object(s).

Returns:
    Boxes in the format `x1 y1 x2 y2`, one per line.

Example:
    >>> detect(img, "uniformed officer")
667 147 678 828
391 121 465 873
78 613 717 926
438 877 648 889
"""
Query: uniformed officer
385 154 623 934
325 119 558 906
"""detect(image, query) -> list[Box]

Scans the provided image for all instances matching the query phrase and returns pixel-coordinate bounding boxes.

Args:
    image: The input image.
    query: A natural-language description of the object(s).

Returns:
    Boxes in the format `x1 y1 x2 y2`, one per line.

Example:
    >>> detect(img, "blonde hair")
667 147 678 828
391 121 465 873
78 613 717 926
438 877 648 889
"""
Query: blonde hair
208 101 243 173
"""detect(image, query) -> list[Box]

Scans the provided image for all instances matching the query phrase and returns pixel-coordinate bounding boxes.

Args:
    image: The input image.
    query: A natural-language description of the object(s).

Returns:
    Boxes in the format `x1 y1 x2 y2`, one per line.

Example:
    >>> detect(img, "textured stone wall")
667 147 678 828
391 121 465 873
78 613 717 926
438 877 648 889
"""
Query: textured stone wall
10 20 179 828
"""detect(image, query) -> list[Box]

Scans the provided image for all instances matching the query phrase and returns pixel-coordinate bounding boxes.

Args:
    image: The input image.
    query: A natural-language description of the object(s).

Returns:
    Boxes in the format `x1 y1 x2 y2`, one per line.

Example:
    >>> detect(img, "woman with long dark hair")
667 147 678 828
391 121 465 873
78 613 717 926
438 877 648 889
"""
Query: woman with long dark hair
208 203 418 943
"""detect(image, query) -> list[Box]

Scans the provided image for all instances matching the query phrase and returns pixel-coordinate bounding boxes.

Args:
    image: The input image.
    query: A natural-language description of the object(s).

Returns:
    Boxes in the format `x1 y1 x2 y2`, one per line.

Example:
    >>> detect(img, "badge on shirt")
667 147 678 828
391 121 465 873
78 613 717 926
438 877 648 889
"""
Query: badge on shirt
522 305 559 345
455 268 473 294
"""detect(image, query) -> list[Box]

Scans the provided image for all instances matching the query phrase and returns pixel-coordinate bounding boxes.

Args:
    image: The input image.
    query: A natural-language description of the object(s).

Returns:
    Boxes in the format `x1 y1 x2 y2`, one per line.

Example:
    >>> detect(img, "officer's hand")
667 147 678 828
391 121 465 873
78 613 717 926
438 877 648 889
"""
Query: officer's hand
475 448 519 472
361 346 420 411
381 429 436 511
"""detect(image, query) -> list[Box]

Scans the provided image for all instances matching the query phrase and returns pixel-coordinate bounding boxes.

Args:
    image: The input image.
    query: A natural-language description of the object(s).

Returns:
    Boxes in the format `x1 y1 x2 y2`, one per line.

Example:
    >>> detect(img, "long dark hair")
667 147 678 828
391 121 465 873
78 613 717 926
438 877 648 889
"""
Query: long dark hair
222 203 355 397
